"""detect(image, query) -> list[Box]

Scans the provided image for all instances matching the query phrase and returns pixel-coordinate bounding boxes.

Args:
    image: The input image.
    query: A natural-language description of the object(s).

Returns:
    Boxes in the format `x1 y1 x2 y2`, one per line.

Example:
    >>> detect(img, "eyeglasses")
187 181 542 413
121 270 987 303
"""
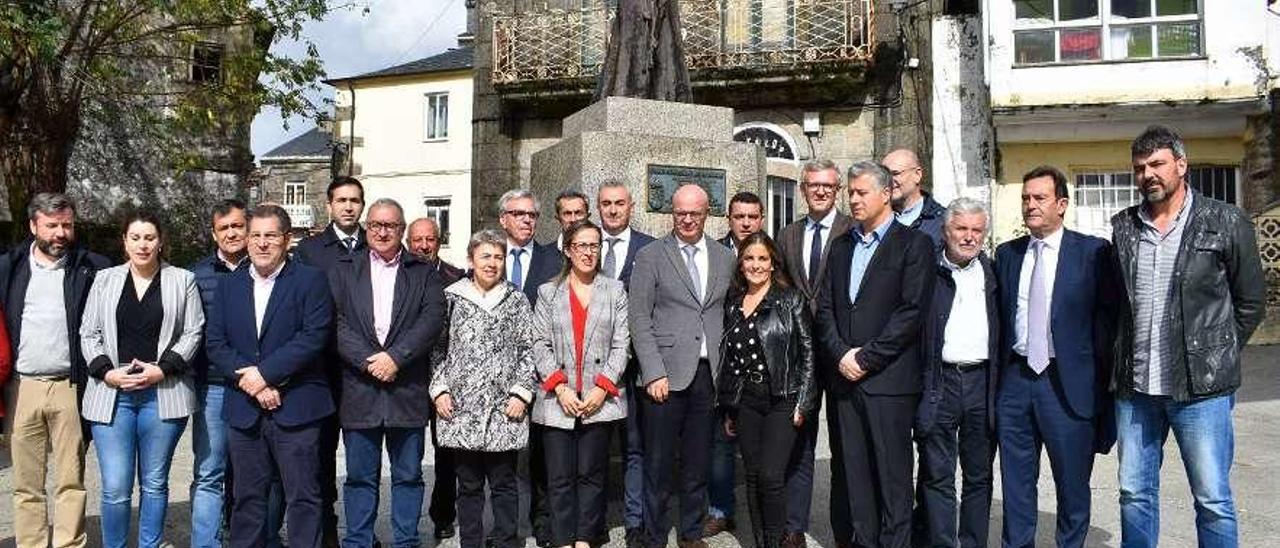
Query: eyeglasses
568 242 601 253
504 209 539 219
673 210 707 220
367 221 404 234
804 183 838 193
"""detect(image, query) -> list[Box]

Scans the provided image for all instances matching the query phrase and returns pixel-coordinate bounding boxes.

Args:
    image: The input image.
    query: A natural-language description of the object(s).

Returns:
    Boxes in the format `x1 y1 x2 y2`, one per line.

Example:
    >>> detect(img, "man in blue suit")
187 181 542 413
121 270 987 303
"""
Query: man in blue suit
994 166 1115 548
207 204 335 548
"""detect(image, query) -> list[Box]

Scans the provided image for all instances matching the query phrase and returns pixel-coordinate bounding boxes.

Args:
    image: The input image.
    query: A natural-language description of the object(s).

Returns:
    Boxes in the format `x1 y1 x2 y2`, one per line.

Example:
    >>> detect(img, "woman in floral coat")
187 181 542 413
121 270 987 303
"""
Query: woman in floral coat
430 229 536 548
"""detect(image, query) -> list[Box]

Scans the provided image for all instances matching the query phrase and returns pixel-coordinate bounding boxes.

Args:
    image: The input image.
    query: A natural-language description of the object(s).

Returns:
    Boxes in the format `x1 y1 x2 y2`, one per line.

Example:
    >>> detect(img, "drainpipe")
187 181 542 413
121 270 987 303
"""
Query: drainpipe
346 81 356 176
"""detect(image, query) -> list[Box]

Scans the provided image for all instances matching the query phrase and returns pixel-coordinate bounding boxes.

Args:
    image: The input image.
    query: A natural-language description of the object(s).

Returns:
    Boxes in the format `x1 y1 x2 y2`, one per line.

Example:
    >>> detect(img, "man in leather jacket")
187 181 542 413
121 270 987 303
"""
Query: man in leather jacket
1109 125 1265 548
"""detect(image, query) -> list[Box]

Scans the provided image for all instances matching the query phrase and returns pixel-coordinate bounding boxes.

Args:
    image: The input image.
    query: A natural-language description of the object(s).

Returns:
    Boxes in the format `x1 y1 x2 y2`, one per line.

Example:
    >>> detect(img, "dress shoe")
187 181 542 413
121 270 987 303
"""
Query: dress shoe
702 517 735 538
782 532 808 548
435 523 456 539
624 527 646 548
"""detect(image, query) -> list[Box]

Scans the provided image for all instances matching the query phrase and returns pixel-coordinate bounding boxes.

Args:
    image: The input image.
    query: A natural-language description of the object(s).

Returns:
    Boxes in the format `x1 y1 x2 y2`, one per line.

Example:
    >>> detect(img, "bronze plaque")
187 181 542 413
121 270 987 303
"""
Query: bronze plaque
646 164 727 215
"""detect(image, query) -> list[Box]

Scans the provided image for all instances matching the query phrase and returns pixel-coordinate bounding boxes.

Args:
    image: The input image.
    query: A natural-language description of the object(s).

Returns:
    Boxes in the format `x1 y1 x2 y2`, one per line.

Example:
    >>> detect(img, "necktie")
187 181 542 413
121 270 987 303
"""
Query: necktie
682 244 701 302
602 237 620 278
343 236 356 254
510 248 525 290
808 223 824 284
1027 240 1051 374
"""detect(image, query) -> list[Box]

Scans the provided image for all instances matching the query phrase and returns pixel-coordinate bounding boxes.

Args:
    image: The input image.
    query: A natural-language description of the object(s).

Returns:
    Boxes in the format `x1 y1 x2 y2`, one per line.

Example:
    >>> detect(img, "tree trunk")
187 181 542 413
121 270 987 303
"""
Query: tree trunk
0 74 81 241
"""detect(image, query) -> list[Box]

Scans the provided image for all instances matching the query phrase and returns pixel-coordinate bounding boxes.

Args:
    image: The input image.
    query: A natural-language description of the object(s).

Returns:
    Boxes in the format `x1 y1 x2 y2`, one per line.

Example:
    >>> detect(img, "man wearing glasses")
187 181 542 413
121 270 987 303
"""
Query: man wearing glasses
882 149 945 247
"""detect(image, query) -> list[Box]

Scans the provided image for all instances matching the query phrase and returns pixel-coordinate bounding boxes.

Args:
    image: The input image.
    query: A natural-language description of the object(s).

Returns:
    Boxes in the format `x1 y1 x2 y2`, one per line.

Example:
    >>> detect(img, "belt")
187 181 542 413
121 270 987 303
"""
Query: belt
18 373 70 382
945 359 988 371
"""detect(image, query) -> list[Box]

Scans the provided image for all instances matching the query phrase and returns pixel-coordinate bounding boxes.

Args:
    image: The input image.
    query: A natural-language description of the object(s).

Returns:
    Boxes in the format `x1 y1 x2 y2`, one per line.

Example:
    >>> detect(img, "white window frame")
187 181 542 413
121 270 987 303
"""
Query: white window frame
423 196 452 246
1187 165 1241 206
1073 170 1139 239
766 175 797 237
1012 0 1203 65
423 93 449 142
283 181 307 206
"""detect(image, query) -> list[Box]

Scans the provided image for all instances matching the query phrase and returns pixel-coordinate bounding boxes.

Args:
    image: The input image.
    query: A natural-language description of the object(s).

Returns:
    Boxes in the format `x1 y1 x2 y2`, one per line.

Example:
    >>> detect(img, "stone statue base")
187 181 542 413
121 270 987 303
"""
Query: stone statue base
530 97 766 242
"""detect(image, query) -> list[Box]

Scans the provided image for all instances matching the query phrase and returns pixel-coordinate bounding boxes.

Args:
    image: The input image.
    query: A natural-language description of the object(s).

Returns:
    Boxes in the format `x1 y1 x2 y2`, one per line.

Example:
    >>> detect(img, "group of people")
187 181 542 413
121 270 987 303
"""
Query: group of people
0 123 1264 548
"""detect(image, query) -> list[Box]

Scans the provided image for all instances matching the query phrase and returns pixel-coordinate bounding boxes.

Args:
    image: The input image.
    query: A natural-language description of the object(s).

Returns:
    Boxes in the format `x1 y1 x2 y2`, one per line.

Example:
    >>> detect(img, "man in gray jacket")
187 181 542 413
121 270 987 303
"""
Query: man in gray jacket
628 184 735 548
1110 125 1266 548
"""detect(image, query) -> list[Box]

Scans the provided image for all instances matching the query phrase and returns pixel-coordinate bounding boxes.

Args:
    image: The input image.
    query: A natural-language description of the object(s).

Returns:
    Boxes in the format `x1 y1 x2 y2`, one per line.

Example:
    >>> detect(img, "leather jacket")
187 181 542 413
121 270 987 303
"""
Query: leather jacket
716 284 819 415
1109 189 1267 401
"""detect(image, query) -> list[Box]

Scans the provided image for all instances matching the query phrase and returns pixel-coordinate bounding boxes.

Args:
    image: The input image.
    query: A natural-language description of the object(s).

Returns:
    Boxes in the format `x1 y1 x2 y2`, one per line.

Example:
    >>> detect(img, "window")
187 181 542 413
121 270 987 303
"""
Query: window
284 181 307 206
424 197 452 245
767 176 796 237
191 42 224 83
1073 171 1139 239
424 93 448 141
1188 166 1238 205
1013 0 1201 65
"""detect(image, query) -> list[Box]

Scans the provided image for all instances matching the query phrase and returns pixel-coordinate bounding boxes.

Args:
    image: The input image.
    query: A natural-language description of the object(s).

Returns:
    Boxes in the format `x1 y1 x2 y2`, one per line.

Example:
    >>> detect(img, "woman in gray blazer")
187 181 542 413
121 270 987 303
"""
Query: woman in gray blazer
79 212 203 548
531 219 630 548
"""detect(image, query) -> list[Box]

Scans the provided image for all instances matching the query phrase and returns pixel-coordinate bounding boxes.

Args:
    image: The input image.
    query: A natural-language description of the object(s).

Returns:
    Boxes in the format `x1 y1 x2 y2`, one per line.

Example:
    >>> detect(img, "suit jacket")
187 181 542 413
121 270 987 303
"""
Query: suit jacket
916 253 1000 433
206 261 335 429
531 276 630 429
330 250 446 429
616 229 656 289
80 264 204 423
428 258 465 286
516 242 563 307
294 224 367 273
777 212 856 309
627 233 735 391
815 221 935 396
995 229 1115 423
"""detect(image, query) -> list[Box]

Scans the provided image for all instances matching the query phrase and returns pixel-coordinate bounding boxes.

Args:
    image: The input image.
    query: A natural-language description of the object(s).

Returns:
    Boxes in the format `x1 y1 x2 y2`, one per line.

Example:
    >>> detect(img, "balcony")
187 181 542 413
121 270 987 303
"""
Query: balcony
491 0 874 88
282 204 315 229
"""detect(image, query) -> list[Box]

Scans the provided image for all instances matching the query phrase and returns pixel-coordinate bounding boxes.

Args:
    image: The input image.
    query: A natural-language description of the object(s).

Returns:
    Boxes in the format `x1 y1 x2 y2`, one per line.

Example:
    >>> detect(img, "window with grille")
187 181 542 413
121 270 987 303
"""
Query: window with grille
767 175 796 237
1073 171 1138 239
423 93 449 141
1012 0 1201 65
284 181 307 206
1188 166 1238 205
191 43 225 83
424 197 452 245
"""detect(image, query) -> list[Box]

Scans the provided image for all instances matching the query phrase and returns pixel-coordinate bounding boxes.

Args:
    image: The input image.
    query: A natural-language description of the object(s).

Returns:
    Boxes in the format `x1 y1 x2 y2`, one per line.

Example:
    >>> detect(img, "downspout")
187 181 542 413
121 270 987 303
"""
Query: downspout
346 81 356 176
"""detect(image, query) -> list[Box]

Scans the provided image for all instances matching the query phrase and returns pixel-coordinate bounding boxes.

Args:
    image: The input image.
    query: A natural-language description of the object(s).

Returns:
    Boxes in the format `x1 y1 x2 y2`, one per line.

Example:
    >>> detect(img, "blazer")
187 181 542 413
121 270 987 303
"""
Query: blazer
916 253 1000 434
616 229 656 288
517 242 563 307
777 211 856 309
531 277 630 428
995 229 1115 422
628 233 735 391
80 264 204 423
330 251 446 429
814 221 935 396
205 260 335 429
294 224 367 273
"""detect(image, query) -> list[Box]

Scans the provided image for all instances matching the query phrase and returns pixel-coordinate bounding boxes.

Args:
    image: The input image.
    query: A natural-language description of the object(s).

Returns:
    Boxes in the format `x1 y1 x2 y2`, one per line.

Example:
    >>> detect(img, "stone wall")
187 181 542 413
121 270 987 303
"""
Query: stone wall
258 159 332 234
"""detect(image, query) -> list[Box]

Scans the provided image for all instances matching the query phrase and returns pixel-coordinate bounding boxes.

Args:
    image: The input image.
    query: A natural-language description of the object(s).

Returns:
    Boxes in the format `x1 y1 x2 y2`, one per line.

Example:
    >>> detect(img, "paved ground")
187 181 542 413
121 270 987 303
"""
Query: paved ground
0 346 1277 547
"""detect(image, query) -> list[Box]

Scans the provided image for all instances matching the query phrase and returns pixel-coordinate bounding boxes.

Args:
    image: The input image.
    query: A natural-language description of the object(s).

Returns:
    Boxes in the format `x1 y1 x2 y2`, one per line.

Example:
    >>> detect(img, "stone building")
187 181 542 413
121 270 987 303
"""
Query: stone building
257 125 335 237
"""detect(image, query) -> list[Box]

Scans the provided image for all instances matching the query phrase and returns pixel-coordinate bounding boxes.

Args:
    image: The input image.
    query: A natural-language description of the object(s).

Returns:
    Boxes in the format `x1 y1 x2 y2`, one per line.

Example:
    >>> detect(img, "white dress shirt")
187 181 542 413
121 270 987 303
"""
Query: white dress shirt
941 254 989 364
506 239 535 288
603 227 634 279
1014 227 1062 358
681 236 711 358
802 209 839 276
251 261 287 337
332 223 359 249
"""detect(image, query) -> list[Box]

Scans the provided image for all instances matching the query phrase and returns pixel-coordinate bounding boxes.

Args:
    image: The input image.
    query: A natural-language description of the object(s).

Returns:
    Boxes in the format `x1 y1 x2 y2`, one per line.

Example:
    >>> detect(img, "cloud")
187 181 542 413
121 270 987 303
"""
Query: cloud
251 0 467 158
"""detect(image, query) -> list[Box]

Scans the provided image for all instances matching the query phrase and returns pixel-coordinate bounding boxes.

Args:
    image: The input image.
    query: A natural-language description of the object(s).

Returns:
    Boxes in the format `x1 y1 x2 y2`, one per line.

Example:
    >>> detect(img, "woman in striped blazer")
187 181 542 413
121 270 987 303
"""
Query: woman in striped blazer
79 211 204 548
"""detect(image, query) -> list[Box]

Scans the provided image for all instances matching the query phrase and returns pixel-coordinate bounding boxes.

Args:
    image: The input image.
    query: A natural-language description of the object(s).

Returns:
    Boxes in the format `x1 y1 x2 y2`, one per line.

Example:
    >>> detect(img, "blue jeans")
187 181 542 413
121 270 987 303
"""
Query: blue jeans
708 418 736 521
191 382 228 548
343 427 426 548
91 388 188 548
1117 392 1238 548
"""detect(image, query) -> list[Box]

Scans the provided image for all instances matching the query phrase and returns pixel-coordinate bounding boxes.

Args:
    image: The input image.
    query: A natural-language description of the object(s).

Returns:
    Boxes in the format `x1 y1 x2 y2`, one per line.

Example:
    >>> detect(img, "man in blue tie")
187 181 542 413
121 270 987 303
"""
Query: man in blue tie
994 166 1115 548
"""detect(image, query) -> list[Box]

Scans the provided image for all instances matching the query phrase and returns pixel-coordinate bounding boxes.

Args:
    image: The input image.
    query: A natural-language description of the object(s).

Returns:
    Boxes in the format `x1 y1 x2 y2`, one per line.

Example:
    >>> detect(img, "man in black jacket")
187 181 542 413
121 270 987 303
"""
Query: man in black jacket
915 198 999 548
882 148 944 248
2 193 110 548
331 198 445 548
815 162 935 548
1110 125 1265 548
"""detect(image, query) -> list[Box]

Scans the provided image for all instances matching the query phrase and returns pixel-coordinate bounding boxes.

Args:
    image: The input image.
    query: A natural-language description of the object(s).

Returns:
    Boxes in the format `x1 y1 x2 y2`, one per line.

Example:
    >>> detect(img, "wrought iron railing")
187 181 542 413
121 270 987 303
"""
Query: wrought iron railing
491 0 873 85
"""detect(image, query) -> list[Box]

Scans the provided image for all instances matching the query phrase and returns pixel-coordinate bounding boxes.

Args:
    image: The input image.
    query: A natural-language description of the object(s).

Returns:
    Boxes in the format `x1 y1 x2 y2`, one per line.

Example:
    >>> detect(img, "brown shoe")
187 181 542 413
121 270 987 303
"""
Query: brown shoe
677 540 710 548
701 517 736 538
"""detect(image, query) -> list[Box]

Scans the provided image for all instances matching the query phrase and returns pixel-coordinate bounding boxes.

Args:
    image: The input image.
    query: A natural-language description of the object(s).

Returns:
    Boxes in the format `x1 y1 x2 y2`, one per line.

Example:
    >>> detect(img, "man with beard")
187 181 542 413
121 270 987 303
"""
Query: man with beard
1109 126 1264 548
1 193 110 548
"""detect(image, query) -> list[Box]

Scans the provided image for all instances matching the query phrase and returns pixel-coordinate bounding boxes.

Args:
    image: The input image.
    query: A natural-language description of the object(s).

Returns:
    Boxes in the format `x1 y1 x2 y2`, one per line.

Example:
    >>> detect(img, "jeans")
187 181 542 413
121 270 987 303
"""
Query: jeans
708 415 737 521
90 388 188 548
624 380 646 530
191 382 228 548
343 427 426 548
733 380 798 548
1117 392 1238 548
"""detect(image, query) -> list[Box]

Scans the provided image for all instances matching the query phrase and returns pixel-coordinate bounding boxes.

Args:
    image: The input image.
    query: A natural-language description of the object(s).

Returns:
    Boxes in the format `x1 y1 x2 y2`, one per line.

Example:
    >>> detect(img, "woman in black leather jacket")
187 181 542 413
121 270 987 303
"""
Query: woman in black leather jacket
717 232 818 548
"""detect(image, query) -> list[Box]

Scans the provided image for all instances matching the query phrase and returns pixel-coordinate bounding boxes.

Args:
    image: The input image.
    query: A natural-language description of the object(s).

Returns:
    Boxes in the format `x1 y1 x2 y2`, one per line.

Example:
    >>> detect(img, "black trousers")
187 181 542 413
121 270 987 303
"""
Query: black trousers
228 417 323 548
641 360 715 545
734 380 799 548
544 421 615 545
428 416 458 529
456 450 520 548
528 424 550 543
785 409 819 535
828 390 919 548
920 365 994 548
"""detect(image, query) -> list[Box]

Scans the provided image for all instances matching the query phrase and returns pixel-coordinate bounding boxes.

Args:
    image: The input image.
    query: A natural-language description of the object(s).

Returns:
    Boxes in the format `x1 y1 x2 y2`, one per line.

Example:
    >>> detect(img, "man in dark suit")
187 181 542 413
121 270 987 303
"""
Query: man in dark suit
994 166 1114 548
292 175 367 546
716 191 764 252
629 184 735 548
497 187 560 546
882 149 944 247
331 199 446 548
775 159 854 547
595 180 656 547
406 215 463 540
815 161 934 548
206 204 335 548
916 198 999 548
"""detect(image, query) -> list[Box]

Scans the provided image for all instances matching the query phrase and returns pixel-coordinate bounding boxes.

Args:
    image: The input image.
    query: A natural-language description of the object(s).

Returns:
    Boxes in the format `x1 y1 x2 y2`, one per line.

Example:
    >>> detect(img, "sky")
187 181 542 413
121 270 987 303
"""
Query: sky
250 0 468 159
